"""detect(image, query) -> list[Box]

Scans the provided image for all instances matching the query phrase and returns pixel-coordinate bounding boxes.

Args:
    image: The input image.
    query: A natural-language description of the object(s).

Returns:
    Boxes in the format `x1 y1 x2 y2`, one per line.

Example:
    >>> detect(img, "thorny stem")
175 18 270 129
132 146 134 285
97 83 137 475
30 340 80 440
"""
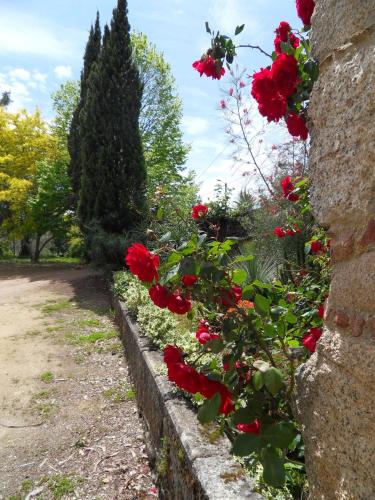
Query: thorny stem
235 44 273 60
234 89 275 197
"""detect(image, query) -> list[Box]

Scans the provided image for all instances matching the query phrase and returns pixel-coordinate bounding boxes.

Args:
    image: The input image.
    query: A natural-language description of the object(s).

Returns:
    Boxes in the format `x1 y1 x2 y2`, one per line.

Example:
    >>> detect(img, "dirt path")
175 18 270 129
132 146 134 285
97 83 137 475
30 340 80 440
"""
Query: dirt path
0 263 157 500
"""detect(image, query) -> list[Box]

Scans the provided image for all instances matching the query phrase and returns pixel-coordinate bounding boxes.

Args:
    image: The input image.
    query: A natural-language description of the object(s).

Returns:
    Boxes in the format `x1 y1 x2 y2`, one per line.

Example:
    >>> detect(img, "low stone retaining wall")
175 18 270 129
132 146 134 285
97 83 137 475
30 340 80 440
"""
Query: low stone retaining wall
112 296 263 500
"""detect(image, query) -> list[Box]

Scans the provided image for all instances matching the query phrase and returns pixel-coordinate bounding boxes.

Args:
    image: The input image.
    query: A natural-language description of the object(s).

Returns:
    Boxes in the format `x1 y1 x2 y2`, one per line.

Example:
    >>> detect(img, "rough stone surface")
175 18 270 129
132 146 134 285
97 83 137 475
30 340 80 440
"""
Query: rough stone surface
295 1 375 498
113 298 261 499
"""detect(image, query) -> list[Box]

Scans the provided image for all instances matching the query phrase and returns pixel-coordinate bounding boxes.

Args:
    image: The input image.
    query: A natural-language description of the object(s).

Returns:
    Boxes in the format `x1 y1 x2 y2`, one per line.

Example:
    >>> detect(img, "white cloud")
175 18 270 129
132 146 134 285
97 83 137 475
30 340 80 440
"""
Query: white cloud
0 67 49 111
182 116 210 136
9 68 31 81
0 5 82 59
54 65 73 79
32 71 47 84
209 0 264 39
0 73 31 111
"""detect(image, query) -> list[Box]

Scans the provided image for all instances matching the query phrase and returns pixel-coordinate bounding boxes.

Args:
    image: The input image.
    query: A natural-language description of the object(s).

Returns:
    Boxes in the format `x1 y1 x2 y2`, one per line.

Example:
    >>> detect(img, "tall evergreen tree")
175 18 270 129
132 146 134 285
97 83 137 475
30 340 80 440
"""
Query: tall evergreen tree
68 13 101 200
91 0 146 234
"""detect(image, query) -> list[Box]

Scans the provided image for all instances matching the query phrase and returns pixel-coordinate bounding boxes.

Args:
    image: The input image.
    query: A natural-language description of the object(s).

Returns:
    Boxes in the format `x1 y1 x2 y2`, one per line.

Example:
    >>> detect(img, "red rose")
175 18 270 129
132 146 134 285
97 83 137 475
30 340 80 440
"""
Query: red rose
220 286 242 308
168 363 201 393
258 94 287 123
303 327 322 353
149 284 170 309
296 0 315 26
251 68 275 102
286 229 296 236
274 22 300 54
251 68 288 123
274 226 286 238
272 53 299 97
275 21 292 40
318 304 325 319
311 240 324 254
280 175 299 202
163 345 183 365
286 113 309 140
192 56 225 80
182 274 198 287
125 243 159 283
198 375 234 415
195 320 220 345
168 292 192 315
236 419 261 435
192 204 208 219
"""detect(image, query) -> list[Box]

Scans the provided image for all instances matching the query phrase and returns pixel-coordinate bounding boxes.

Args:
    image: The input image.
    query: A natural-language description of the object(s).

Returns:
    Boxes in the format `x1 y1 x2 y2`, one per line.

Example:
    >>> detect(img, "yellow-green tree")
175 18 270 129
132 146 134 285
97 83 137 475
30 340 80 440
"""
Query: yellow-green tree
0 108 57 244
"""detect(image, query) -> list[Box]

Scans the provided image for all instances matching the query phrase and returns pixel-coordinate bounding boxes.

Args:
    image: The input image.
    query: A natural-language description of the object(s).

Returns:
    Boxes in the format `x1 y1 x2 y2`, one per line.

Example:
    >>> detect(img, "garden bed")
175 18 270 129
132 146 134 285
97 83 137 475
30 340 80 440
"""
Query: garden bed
112 295 263 499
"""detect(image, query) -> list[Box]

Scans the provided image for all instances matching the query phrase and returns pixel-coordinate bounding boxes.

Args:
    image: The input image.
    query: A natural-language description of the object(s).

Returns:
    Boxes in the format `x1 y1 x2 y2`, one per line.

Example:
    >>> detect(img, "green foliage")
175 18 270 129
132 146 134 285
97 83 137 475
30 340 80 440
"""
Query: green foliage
27 159 72 261
131 32 198 242
51 81 80 155
113 271 198 355
131 32 190 200
68 13 101 200
127 188 329 492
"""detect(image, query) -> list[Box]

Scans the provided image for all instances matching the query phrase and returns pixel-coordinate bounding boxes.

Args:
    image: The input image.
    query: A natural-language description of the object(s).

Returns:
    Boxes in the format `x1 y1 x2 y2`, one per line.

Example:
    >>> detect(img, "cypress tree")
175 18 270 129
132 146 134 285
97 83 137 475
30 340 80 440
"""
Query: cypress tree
68 13 101 202
92 0 147 233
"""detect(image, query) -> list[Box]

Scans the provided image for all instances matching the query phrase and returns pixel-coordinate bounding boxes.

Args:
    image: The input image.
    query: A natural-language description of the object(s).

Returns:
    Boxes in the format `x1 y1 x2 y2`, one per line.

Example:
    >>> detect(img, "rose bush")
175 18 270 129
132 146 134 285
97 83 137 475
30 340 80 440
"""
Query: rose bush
122 0 332 494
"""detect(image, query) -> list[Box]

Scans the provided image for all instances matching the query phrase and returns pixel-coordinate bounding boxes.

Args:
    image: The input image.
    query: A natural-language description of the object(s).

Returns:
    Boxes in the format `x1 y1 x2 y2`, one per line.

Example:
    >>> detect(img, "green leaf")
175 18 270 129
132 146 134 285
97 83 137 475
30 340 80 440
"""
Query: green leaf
156 207 164 220
261 447 286 487
253 360 270 373
159 231 172 243
232 407 260 425
271 306 286 319
262 422 296 449
252 370 264 391
254 294 270 316
163 264 180 283
205 21 212 34
197 392 221 424
285 311 297 324
264 324 277 338
234 24 245 36
166 252 182 265
232 433 261 457
180 257 199 275
232 268 248 285
264 367 283 396
226 53 234 64
206 338 224 354
233 255 254 264
241 284 254 300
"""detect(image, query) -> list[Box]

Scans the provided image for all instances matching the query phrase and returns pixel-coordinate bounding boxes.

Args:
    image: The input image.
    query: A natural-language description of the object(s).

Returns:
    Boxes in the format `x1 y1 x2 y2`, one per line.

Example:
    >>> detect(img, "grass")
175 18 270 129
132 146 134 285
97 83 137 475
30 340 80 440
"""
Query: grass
21 479 33 493
75 318 102 328
95 341 123 354
41 474 79 499
103 382 136 403
65 330 117 345
35 401 55 416
40 371 54 383
32 389 52 400
42 299 73 314
0 256 81 265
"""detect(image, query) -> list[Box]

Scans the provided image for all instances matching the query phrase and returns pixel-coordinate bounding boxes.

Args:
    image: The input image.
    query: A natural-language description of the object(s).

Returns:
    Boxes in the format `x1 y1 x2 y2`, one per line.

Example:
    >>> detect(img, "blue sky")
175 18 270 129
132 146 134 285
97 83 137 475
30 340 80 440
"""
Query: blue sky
0 0 301 200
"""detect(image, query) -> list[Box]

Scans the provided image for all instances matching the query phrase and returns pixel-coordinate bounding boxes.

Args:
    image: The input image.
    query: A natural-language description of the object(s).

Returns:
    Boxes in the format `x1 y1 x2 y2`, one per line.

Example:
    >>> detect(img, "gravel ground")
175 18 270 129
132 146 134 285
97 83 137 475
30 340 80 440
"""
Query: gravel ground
0 263 158 500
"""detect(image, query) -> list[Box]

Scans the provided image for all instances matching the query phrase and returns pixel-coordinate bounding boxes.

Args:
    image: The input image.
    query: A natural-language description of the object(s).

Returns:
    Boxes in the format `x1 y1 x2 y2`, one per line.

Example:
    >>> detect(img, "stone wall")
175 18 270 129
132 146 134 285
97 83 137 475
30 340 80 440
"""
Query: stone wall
294 1 375 499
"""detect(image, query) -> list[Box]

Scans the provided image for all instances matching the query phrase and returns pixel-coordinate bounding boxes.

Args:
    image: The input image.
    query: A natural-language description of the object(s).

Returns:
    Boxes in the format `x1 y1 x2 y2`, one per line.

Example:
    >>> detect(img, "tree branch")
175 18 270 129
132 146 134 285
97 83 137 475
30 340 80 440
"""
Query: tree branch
235 44 273 60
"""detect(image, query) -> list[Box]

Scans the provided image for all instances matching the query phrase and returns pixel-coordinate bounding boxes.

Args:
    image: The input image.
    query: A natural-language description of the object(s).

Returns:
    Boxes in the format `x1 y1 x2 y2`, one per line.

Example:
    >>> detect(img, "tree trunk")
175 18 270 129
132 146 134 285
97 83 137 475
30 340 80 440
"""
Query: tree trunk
31 235 41 264
18 237 31 258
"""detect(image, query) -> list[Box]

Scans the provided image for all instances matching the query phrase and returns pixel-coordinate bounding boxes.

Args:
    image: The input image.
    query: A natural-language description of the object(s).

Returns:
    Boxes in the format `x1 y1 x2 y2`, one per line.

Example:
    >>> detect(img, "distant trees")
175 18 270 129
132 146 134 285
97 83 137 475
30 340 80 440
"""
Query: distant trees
68 1 147 264
68 13 101 201
0 108 72 261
